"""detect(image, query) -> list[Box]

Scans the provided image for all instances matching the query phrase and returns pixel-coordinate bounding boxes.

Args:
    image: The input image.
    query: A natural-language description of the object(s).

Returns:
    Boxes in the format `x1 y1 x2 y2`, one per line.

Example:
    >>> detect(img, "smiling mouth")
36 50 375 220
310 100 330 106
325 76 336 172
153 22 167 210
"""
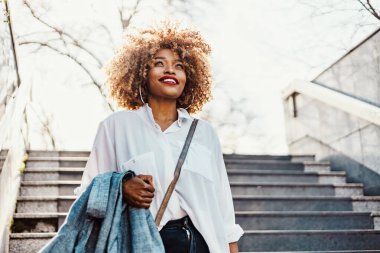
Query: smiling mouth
159 76 179 85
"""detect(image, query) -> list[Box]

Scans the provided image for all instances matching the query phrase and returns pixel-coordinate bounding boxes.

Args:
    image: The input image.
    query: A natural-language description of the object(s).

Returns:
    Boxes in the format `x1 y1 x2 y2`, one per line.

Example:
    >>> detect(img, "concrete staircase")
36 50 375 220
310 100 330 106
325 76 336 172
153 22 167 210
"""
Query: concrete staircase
7 151 380 252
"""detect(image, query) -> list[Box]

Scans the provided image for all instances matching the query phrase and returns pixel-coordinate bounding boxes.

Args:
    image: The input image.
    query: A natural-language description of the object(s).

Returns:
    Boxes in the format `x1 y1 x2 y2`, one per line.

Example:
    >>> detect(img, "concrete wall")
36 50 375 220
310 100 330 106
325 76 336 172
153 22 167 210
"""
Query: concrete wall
283 94 380 195
313 28 380 106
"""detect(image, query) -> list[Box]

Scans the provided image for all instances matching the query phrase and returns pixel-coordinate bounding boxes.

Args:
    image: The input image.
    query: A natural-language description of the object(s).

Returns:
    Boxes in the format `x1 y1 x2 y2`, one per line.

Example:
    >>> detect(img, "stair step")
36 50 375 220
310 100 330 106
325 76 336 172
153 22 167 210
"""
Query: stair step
12 213 67 233
226 160 305 171
9 233 55 253
24 157 324 171
233 196 380 212
303 161 331 172
16 195 380 213
227 171 346 184
27 150 90 157
20 181 80 196
23 168 84 181
238 230 380 251
20 181 362 197
223 154 315 161
226 160 330 173
11 211 377 234
9 230 380 253
243 251 380 253
22 168 343 183
25 152 315 161
16 196 76 213
236 211 374 230
230 183 363 196
26 157 87 168
373 211 380 229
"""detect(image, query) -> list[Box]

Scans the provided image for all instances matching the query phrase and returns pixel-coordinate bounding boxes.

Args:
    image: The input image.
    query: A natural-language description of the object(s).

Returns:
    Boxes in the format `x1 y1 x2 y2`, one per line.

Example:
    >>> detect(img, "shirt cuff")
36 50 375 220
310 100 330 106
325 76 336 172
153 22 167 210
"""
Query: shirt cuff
227 224 244 243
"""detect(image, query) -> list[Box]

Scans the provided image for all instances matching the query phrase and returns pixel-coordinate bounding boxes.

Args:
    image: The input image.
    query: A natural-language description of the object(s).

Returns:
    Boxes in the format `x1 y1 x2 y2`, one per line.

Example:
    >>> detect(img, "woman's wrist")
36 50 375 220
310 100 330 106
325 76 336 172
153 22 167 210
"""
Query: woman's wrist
229 242 239 253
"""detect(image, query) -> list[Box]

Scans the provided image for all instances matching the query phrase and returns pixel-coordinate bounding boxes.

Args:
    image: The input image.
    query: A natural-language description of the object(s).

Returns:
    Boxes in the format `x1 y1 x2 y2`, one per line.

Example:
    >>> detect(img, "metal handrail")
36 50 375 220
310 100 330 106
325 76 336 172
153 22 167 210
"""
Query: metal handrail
4 0 21 88
282 79 380 126
0 1 29 252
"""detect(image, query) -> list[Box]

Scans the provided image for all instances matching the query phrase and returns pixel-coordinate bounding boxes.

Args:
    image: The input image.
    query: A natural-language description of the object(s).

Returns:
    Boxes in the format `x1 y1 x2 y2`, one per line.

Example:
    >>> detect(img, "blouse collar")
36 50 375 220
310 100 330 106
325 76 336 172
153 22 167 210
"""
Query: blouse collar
143 103 191 128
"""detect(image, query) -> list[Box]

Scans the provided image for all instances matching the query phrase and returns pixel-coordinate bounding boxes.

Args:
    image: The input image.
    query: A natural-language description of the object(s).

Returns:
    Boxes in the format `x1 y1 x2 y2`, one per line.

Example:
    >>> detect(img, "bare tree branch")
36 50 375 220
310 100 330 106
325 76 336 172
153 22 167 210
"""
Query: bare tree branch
29 103 56 149
356 0 380 20
121 0 143 30
24 0 103 67
19 40 114 111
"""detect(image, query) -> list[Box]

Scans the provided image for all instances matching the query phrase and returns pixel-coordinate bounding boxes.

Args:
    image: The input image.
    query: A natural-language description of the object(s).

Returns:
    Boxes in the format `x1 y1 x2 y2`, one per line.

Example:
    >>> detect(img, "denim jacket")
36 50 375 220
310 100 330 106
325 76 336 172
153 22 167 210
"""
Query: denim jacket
39 171 165 253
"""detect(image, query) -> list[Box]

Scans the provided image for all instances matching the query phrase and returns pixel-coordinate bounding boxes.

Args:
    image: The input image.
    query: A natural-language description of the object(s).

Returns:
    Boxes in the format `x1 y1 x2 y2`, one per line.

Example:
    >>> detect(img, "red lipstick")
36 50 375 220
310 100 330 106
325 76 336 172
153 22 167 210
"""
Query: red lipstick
159 76 179 85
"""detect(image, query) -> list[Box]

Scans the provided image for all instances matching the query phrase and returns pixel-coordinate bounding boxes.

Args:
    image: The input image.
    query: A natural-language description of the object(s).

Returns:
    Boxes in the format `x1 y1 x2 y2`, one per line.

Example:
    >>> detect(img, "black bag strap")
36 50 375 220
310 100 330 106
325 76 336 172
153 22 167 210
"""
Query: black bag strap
155 119 199 226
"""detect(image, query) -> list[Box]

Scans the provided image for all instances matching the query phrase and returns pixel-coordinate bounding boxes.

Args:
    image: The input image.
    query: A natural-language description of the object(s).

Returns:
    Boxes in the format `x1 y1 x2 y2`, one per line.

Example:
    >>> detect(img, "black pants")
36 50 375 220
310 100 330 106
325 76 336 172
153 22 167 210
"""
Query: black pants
159 216 210 253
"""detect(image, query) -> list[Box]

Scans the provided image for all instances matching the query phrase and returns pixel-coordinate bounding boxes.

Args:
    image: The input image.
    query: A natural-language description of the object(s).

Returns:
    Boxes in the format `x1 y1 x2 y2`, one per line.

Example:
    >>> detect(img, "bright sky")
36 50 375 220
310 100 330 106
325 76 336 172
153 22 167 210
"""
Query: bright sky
6 0 380 154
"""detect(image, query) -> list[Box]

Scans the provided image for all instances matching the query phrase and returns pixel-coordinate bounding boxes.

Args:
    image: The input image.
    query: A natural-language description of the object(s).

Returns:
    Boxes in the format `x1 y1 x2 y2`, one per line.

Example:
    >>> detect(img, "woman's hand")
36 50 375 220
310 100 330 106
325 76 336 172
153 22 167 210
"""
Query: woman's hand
122 174 155 208
229 242 239 253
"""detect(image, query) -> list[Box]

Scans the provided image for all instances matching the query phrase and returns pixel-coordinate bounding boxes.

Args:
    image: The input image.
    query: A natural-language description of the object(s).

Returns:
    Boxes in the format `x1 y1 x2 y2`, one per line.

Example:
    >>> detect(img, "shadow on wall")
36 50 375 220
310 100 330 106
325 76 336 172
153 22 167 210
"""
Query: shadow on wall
290 135 380 196
327 154 380 196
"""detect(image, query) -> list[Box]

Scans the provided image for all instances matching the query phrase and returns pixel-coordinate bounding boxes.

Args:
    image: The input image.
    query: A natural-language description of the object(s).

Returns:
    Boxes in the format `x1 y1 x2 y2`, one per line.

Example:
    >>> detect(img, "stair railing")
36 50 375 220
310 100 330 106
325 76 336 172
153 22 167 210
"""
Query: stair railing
282 79 380 126
0 1 31 252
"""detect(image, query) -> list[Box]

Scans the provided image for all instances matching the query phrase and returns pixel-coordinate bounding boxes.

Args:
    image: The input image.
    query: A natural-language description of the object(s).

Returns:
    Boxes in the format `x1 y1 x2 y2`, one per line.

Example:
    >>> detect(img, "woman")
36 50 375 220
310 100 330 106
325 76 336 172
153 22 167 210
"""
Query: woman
78 22 243 253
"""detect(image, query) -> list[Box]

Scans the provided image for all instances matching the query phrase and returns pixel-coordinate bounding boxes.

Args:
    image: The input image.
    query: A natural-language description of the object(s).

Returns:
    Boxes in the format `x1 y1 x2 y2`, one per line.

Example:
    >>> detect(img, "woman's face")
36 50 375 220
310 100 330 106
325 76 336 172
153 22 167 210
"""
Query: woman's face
147 48 186 102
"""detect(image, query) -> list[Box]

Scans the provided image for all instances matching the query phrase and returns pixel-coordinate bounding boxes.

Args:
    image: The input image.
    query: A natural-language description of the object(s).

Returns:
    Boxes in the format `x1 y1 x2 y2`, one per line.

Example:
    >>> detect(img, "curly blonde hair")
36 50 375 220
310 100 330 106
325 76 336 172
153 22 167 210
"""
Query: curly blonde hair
105 21 212 114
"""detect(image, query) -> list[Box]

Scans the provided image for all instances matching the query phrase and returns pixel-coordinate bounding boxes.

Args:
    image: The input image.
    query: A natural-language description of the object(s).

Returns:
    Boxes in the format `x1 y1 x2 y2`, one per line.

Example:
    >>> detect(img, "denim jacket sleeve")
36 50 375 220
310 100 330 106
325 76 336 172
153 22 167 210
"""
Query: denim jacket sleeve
38 171 165 253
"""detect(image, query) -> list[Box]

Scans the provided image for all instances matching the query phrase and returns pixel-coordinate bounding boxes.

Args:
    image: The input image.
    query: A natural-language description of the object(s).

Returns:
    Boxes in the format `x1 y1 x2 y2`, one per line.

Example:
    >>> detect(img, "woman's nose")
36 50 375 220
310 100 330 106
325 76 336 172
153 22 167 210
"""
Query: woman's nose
164 66 175 74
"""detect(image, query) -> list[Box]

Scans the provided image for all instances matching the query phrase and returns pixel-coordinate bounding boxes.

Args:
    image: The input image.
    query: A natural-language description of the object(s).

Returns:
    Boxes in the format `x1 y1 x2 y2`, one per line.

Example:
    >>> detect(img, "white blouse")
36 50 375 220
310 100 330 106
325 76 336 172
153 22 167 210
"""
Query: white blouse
76 104 244 253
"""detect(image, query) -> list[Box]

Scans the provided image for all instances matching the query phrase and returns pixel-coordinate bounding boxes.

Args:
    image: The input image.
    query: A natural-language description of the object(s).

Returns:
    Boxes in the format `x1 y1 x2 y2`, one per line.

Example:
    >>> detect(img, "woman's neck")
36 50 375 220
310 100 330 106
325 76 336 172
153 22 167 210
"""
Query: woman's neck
147 99 178 124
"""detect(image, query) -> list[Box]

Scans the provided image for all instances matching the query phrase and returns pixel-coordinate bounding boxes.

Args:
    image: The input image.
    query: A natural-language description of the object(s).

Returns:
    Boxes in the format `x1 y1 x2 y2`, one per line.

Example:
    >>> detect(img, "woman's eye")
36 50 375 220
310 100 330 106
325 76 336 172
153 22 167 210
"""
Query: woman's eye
154 61 164 67
176 64 184 69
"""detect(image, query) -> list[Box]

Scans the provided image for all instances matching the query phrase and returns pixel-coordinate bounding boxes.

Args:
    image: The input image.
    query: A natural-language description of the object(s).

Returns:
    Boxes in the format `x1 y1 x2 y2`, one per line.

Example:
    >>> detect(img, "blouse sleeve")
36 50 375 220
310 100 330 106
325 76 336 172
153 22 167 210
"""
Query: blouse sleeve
74 120 117 195
212 131 244 243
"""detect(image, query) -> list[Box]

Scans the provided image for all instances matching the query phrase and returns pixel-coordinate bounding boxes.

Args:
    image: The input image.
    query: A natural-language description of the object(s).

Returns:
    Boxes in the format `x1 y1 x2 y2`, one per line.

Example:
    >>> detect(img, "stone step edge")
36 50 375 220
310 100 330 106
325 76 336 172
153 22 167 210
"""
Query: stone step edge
13 211 380 218
23 151 314 158
22 169 345 176
24 157 322 165
10 232 56 239
241 251 380 253
24 168 84 172
21 181 81 186
224 154 315 158
227 170 346 176
235 211 374 216
230 183 362 188
10 229 380 239
234 196 380 200
13 213 67 218
16 195 380 201
23 168 335 174
25 156 318 162
226 160 329 165
27 157 88 161
243 229 380 234
20 181 361 187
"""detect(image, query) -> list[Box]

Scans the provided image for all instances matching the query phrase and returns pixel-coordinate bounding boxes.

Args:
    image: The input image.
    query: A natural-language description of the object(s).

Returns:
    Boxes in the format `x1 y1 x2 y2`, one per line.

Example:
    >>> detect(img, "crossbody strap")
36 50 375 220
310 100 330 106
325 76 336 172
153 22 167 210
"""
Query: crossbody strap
155 119 199 226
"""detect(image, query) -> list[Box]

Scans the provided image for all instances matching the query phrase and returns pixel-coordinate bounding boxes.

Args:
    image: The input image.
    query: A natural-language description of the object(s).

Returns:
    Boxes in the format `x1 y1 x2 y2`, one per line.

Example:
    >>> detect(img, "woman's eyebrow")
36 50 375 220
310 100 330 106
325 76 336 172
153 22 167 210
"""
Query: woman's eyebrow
153 57 182 62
